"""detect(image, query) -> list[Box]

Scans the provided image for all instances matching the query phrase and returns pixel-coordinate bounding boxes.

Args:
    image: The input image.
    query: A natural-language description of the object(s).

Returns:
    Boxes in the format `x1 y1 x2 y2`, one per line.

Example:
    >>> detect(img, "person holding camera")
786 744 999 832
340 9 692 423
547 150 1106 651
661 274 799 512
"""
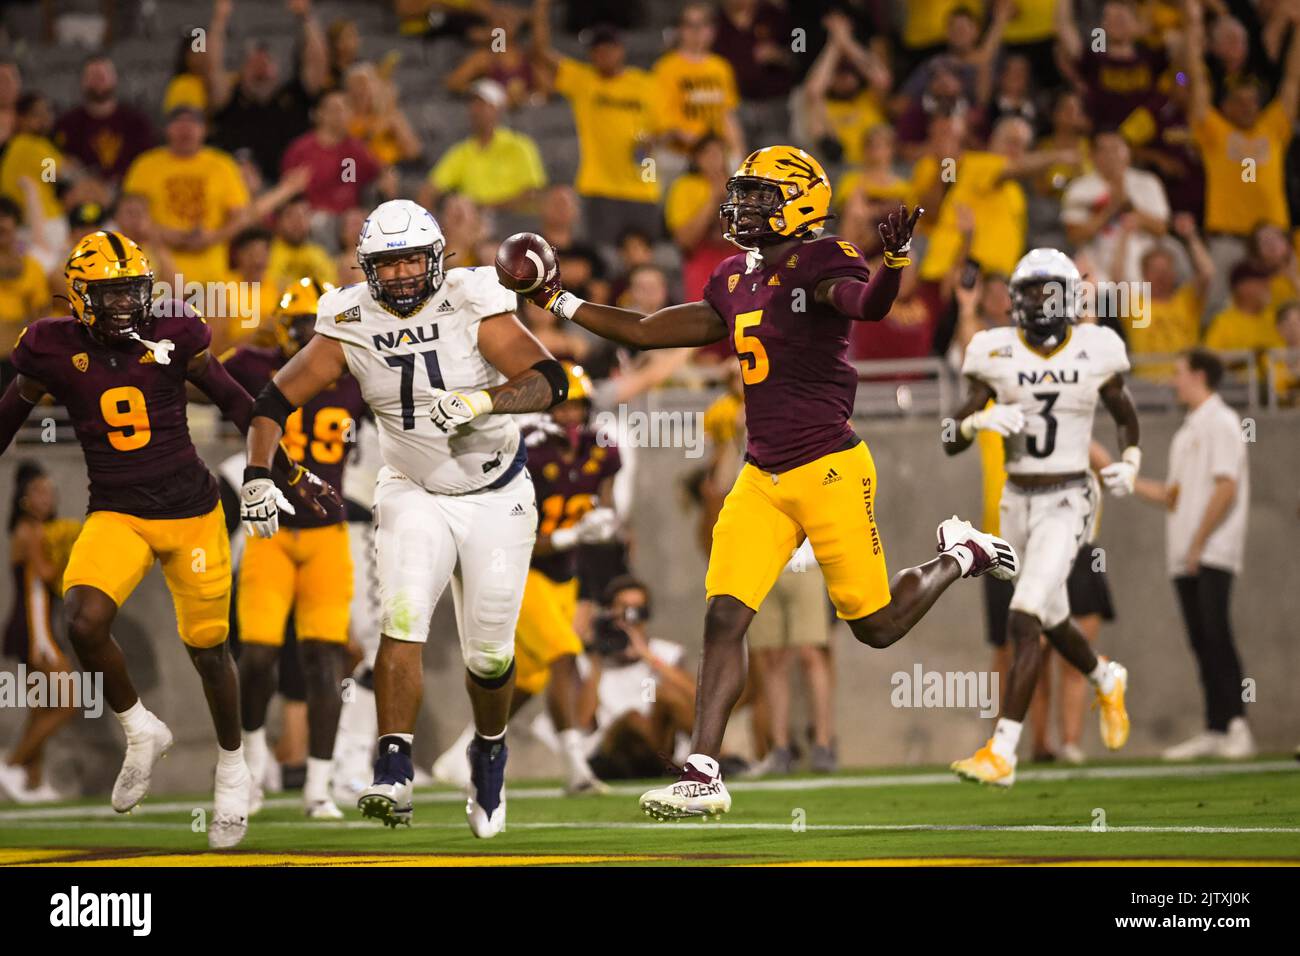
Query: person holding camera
555 576 696 781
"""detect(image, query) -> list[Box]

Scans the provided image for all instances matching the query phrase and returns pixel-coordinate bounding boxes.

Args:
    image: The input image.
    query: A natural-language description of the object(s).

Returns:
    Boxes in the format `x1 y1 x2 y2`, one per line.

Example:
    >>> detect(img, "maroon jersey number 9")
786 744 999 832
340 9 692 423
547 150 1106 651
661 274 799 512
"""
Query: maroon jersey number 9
100 386 152 452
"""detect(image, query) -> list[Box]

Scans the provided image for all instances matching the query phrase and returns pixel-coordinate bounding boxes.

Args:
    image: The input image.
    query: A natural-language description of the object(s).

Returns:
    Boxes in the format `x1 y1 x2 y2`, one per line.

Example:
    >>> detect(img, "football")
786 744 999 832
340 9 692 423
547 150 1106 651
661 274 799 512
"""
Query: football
494 232 557 295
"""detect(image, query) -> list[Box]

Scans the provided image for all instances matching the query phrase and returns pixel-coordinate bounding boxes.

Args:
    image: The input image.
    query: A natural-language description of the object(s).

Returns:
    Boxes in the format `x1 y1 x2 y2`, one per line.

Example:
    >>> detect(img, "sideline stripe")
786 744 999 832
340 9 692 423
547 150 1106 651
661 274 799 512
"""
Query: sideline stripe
0 759 1294 824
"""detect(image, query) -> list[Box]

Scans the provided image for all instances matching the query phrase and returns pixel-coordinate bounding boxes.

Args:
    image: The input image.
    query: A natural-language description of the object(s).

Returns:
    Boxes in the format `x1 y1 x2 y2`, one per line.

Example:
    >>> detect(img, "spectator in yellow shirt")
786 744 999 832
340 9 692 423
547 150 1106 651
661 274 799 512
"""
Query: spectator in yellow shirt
1249 222 1300 308
419 80 546 211
0 93 65 228
0 199 52 368
218 227 281 351
801 12 891 167
652 4 743 162
1205 261 1284 358
834 126 914 233
530 9 661 245
266 194 338 291
1127 213 1214 381
122 106 251 290
921 116 1075 281
1185 0 1300 236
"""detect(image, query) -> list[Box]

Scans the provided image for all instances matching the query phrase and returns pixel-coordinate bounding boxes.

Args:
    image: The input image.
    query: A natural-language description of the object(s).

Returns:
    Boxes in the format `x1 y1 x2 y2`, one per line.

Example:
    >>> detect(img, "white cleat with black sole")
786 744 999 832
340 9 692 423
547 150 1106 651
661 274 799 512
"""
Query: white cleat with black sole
111 714 174 814
640 754 732 821
305 797 345 820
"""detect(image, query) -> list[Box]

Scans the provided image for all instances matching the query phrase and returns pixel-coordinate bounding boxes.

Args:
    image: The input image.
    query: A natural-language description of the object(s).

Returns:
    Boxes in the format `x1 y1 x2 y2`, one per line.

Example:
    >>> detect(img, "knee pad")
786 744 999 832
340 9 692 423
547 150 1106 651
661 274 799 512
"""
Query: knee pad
466 654 515 687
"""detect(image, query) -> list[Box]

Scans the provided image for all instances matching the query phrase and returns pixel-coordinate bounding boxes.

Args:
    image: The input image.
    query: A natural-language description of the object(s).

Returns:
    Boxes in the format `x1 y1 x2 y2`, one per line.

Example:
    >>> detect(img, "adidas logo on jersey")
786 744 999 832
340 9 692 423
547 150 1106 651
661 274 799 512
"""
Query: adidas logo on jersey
823 468 841 485
437 300 453 313
510 503 527 516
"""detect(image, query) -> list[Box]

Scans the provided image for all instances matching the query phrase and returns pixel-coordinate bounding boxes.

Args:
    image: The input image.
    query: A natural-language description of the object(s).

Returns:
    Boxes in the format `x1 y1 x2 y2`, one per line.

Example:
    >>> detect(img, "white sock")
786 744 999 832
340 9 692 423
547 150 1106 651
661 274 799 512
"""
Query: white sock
990 718 1022 761
243 727 267 777
685 753 719 779
216 744 248 782
945 545 975 576
475 727 506 742
115 700 153 739
559 728 591 780
1089 659 1115 694
304 757 332 802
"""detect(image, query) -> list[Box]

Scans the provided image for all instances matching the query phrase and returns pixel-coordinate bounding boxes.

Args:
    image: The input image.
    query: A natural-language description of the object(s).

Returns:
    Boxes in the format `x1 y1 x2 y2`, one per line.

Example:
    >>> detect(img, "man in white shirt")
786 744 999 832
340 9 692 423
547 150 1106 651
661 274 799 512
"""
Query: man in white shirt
1134 348 1255 759
1061 131 1169 287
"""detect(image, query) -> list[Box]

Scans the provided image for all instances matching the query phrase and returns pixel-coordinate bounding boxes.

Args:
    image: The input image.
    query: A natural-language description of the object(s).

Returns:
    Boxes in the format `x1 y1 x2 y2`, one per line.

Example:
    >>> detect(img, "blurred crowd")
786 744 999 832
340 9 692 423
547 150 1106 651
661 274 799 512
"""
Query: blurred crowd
0 0 1298 399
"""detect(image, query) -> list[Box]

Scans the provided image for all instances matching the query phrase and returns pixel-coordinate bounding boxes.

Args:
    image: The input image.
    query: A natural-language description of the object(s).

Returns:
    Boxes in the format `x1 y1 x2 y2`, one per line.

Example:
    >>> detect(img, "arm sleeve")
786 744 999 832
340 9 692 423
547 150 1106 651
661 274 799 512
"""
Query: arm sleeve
553 57 582 98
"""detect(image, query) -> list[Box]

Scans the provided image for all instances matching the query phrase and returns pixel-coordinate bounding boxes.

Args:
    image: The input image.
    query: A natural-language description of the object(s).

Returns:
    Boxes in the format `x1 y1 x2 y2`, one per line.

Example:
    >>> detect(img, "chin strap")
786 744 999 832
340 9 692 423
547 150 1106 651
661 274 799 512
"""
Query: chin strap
129 332 175 365
744 248 764 274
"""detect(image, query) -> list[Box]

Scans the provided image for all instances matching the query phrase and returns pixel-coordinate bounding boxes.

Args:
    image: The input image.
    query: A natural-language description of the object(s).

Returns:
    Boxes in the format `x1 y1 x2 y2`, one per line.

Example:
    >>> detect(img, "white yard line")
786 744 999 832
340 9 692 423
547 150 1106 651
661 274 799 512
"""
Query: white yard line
6 820 1300 835
0 759 1294 824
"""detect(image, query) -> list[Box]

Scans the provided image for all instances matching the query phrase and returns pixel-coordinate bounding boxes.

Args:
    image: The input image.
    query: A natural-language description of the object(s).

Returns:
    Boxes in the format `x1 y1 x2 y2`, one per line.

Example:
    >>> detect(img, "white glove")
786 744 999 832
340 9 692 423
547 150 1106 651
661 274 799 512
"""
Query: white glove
241 477 296 538
429 389 493 433
1100 447 1141 497
575 506 619 544
961 403 1026 439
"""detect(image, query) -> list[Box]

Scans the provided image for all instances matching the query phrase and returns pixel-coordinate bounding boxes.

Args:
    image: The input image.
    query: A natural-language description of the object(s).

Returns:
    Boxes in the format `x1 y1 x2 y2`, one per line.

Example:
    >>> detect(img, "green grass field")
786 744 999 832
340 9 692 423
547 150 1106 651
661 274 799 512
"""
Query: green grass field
2 758 1297 867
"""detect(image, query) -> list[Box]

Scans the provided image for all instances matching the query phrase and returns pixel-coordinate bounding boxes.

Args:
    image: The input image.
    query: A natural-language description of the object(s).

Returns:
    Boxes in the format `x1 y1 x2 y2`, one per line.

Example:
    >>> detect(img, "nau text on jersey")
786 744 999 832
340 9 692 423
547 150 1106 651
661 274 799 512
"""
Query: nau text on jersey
371 324 440 350
1017 368 1079 385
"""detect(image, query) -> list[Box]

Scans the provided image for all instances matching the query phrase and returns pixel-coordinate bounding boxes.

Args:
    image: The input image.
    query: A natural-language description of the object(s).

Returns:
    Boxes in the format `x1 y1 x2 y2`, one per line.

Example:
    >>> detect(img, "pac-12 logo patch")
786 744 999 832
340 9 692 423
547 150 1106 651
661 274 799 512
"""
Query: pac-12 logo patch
72 352 89 372
727 274 740 293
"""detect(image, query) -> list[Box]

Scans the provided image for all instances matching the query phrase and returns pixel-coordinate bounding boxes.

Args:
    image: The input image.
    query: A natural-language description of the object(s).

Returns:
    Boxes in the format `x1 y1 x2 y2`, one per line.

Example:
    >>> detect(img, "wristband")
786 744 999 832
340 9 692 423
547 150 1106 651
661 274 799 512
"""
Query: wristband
959 414 978 441
882 250 912 269
464 390 494 416
1120 446 1141 472
287 464 307 486
549 291 585 321
244 465 272 484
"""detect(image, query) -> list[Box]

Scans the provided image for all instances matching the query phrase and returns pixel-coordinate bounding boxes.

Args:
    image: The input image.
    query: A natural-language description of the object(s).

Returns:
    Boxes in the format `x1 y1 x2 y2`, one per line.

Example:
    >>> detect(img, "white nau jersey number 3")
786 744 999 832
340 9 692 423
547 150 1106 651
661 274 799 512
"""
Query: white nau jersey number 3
315 266 522 495
962 323 1130 476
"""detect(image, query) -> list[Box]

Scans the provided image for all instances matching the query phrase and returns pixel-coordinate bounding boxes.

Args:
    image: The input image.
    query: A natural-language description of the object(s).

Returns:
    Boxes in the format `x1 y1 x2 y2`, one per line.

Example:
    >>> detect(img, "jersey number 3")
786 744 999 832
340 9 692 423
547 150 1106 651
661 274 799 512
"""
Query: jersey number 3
734 309 770 385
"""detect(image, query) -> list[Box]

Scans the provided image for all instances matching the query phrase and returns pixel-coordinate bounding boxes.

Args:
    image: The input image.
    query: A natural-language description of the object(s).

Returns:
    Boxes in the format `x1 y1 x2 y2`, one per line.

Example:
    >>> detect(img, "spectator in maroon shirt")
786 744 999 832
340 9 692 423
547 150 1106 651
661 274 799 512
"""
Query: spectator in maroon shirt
52 56 155 185
1056 0 1171 132
281 90 383 215
711 0 796 101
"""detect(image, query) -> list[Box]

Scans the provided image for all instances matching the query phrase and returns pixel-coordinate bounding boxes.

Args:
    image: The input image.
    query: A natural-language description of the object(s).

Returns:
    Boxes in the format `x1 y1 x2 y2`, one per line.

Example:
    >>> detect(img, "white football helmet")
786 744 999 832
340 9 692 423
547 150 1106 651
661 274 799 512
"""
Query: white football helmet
1009 248 1081 346
357 199 445 316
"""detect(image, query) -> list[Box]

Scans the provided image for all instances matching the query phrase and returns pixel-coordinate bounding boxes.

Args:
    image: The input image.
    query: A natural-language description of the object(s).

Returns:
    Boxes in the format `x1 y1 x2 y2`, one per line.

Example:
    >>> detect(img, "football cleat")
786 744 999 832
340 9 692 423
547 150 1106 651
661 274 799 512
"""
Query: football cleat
358 746 415 828
466 735 508 838
209 764 251 849
565 774 610 796
951 740 1016 787
937 515 1018 581
1094 657 1130 750
640 754 732 821
305 797 345 820
111 714 174 813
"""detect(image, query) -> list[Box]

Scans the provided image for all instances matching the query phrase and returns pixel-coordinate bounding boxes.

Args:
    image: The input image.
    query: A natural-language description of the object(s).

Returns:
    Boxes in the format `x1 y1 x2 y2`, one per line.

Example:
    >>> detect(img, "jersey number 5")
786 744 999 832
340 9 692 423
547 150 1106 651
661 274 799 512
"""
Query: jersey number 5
101 386 151 451
734 309 770 385
385 350 445 430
